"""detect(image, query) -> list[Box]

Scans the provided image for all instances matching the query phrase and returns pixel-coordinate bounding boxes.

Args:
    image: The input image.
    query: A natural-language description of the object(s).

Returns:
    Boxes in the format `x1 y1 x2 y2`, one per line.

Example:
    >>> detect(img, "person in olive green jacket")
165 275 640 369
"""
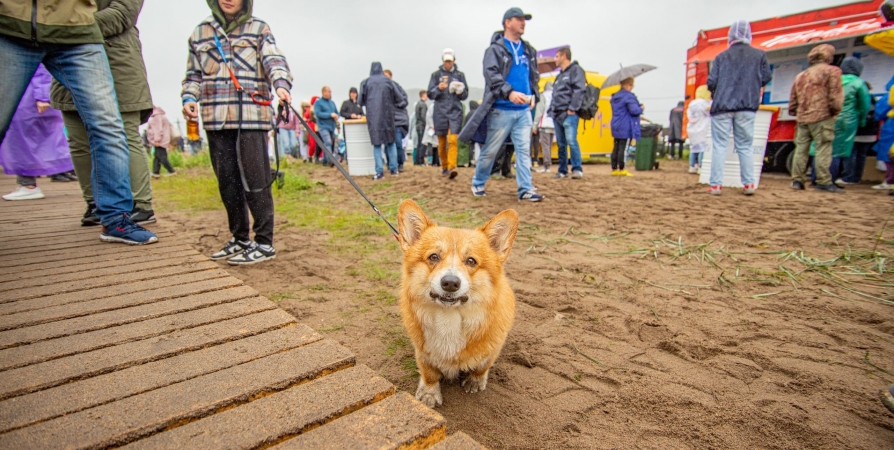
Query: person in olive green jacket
0 0 158 245
50 0 156 226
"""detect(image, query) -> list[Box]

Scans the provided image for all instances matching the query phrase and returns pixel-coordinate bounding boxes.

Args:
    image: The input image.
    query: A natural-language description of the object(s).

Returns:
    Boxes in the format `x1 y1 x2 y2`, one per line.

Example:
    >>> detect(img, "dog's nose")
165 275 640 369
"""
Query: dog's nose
440 275 461 293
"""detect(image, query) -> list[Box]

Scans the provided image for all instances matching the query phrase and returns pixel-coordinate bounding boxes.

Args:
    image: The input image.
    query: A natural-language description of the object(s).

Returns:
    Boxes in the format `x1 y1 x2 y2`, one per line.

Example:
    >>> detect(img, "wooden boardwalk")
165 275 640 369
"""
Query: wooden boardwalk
0 176 482 449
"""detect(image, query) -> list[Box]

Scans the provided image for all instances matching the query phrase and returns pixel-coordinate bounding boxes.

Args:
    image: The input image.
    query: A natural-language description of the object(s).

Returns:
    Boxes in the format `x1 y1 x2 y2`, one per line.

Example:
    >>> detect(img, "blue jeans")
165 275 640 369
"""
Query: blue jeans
318 127 336 163
689 151 704 167
387 127 405 168
472 109 535 196
0 36 132 225
555 115 582 174
709 111 756 187
842 141 872 183
276 129 296 157
374 141 398 176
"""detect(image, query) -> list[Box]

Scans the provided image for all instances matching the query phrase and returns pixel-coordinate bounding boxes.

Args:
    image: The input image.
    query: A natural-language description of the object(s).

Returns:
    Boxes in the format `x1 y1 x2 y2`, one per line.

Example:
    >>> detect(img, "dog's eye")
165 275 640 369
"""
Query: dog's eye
465 257 477 267
428 254 440 263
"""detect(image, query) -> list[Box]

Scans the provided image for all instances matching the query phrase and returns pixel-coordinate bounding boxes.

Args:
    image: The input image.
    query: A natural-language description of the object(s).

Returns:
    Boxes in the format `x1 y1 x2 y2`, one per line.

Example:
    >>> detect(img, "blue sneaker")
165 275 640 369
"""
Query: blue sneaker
100 215 159 245
518 191 544 202
471 185 486 197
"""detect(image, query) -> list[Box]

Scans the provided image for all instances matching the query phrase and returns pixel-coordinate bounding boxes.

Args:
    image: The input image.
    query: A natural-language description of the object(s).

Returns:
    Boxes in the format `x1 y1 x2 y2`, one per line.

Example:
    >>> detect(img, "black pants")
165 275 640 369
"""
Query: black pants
431 145 440 166
414 128 426 165
612 139 627 170
491 144 513 176
207 130 275 246
153 147 175 174
669 139 684 159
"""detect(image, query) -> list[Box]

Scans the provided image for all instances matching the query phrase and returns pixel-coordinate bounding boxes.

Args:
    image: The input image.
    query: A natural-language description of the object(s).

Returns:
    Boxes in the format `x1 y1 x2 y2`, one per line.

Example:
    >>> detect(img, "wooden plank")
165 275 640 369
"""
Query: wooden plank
0 240 187 269
122 365 394 450
0 249 198 283
431 432 488 450
0 269 234 319
0 325 322 434
272 392 447 450
0 339 355 449
0 297 277 371
0 285 257 348
0 309 296 400
0 255 214 294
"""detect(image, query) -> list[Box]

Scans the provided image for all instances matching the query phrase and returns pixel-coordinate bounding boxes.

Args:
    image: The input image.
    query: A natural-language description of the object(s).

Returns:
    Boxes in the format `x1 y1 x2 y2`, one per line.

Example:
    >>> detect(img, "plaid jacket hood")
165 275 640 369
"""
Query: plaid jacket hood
181 15 292 131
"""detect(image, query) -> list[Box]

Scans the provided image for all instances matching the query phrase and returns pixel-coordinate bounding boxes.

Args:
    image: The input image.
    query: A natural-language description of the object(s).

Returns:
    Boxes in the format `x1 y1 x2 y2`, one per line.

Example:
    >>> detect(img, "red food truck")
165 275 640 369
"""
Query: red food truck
685 0 894 173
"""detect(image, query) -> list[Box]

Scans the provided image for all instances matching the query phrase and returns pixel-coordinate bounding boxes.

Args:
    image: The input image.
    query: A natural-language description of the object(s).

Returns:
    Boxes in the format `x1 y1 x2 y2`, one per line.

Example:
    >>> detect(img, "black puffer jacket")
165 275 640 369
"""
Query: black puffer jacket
359 62 407 146
427 64 469 135
549 61 586 121
459 31 539 143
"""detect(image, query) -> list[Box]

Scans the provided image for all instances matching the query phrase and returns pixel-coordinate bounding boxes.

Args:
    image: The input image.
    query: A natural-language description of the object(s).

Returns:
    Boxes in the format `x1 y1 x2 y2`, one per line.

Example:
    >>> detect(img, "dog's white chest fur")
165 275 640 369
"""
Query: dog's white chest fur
418 305 485 373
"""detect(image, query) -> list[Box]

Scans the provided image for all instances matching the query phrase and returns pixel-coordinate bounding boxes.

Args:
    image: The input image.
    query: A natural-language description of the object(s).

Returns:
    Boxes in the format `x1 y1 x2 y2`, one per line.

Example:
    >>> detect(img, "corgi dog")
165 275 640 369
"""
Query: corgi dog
397 199 518 408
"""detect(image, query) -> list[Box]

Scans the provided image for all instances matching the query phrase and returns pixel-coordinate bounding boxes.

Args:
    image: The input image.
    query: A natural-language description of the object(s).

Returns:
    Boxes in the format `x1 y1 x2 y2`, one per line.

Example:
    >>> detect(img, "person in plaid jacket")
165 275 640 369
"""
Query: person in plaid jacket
181 0 292 265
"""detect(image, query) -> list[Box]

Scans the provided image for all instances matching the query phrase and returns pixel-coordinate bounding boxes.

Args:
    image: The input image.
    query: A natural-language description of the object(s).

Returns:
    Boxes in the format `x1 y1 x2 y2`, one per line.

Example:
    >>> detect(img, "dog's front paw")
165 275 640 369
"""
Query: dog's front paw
415 381 443 408
462 372 488 394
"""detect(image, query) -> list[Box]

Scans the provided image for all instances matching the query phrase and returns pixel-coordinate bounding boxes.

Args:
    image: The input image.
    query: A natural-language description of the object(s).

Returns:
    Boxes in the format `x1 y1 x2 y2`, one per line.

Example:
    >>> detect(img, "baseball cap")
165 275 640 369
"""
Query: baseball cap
503 7 532 23
442 48 455 62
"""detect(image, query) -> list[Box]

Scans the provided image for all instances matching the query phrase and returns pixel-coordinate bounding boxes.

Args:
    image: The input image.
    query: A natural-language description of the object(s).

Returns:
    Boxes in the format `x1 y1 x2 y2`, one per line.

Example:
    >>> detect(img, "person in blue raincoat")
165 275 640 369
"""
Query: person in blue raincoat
610 77 643 177
873 74 894 191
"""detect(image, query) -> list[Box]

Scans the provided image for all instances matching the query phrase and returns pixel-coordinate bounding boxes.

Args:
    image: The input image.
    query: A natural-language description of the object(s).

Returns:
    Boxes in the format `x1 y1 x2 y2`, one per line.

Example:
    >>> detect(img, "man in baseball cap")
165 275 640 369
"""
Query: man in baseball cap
427 47 468 179
459 6 543 202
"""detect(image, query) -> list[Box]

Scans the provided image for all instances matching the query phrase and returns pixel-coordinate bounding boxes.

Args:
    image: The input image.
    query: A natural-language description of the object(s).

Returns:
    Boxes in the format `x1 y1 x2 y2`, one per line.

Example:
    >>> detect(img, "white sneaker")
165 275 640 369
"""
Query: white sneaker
2 186 45 201
688 166 698 174
536 167 551 173
872 183 891 190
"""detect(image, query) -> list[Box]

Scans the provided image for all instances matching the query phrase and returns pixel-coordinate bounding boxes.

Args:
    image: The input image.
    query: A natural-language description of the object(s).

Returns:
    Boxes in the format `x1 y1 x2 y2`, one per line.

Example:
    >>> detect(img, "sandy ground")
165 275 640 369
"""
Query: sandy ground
161 158 894 449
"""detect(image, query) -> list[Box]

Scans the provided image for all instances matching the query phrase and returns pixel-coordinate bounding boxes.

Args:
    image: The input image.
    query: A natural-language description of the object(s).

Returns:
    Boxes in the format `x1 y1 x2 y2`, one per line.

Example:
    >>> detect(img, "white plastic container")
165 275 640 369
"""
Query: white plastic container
699 107 778 188
344 119 376 176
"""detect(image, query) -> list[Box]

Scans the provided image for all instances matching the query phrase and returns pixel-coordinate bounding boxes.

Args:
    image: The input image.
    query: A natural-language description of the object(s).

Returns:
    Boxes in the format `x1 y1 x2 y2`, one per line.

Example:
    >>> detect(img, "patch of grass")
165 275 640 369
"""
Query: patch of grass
373 289 398 306
167 150 213 170
319 324 345 332
400 356 419 378
267 291 300 303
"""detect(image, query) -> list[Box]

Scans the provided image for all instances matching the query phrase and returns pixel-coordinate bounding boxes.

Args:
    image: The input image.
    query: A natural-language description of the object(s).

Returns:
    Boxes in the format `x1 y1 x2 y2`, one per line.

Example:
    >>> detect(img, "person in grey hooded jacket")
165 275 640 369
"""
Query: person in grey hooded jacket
359 62 407 179
427 48 468 179
548 47 587 178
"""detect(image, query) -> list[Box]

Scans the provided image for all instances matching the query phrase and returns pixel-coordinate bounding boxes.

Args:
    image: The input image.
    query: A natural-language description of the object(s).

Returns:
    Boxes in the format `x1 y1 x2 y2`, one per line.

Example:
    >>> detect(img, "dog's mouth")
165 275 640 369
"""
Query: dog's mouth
429 292 469 305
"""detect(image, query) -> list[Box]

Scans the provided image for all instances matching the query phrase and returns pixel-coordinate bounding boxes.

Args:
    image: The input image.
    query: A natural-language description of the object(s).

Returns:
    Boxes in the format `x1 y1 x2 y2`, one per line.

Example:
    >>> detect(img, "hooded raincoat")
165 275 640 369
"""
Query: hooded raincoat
831 58 872 158
427 64 469 135
181 0 292 131
146 107 172 148
359 62 407 146
610 89 643 140
706 20 772 115
686 86 712 151
0 65 73 177
874 75 894 164
459 31 539 143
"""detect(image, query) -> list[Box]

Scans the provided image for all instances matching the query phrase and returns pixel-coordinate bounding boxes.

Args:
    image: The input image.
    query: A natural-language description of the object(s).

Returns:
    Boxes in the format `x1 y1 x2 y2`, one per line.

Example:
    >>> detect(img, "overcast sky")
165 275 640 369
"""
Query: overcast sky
138 0 846 133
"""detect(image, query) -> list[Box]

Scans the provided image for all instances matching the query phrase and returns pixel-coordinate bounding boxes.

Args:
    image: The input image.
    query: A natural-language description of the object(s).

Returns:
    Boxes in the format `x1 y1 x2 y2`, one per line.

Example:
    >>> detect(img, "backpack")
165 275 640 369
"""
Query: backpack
577 84 600 121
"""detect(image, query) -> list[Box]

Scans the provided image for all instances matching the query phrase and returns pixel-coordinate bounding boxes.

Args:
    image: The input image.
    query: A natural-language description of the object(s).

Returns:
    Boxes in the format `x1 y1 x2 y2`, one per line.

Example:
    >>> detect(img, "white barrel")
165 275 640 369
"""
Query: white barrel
699 108 776 188
344 120 375 176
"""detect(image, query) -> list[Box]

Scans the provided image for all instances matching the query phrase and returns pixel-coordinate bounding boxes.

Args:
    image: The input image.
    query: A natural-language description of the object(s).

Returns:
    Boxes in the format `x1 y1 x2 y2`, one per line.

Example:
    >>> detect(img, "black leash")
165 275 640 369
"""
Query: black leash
234 88 282 194
279 101 400 241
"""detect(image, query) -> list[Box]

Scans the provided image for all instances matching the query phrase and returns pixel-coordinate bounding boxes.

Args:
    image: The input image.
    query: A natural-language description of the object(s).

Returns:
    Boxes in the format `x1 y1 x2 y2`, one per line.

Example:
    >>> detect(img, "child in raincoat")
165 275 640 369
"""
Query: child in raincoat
686 86 712 174
830 57 872 186
874 74 894 193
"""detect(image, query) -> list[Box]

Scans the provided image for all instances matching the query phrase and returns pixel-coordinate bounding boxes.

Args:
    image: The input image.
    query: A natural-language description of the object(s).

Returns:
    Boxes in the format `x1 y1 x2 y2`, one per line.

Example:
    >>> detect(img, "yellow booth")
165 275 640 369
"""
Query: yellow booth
538 71 619 160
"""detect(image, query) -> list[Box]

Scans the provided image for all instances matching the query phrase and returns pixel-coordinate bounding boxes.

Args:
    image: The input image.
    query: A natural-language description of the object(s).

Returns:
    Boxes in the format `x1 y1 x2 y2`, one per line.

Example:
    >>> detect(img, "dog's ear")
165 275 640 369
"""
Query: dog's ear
398 199 434 252
480 209 519 262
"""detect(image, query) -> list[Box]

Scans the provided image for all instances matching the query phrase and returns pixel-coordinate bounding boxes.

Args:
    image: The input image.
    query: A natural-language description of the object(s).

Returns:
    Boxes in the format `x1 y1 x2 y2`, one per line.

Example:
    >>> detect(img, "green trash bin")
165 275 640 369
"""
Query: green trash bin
634 124 663 171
